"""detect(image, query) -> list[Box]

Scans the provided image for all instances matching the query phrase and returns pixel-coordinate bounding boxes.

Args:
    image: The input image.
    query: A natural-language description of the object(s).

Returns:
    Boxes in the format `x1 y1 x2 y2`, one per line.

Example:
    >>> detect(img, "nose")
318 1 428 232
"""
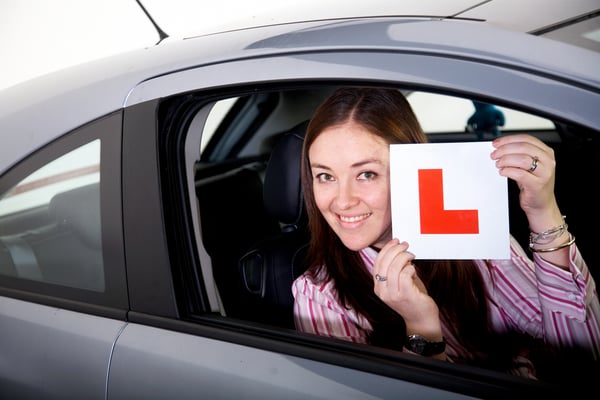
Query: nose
335 179 359 210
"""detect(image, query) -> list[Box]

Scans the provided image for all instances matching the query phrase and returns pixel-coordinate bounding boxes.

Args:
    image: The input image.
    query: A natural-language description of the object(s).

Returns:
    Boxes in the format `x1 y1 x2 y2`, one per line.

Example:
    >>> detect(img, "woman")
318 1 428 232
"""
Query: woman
292 86 600 379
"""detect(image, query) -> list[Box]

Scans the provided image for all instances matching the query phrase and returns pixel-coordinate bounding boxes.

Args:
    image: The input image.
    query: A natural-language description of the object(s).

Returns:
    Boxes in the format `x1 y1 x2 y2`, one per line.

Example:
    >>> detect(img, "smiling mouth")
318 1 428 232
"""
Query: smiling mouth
339 212 372 223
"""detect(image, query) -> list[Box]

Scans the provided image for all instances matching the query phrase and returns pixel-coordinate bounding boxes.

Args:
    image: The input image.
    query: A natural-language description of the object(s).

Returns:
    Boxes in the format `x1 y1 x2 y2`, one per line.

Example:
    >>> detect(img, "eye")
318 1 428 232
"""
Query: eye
358 171 377 181
315 172 334 183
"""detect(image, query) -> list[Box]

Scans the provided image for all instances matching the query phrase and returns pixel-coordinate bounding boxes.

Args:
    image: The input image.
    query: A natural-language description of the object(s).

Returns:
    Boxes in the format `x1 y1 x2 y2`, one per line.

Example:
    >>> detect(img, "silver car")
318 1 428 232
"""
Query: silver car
1 13 599 399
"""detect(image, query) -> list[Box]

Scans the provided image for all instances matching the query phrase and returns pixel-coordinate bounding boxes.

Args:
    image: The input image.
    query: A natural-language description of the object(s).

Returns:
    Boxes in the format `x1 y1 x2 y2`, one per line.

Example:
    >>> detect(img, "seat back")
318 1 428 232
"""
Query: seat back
196 161 280 318
239 121 310 328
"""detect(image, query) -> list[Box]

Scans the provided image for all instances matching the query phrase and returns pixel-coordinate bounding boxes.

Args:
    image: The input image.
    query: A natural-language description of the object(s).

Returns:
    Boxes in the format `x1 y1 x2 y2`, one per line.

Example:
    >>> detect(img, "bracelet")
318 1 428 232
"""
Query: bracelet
529 234 576 253
529 216 568 245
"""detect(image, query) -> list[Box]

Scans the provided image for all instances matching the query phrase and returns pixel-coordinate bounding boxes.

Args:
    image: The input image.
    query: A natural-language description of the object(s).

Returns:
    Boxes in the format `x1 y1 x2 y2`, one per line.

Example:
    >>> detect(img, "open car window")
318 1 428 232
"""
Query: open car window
159 83 600 393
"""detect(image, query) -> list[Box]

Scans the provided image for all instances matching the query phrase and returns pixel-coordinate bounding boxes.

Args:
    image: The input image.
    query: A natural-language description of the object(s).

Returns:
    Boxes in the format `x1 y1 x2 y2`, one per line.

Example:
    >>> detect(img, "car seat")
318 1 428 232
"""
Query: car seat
239 121 310 328
196 161 280 319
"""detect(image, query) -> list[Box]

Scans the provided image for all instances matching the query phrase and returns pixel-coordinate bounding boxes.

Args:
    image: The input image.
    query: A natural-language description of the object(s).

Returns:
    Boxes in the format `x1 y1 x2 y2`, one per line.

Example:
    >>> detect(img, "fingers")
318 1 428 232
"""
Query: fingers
372 240 438 325
491 134 556 177
373 239 415 288
492 133 544 147
490 133 558 214
373 239 426 304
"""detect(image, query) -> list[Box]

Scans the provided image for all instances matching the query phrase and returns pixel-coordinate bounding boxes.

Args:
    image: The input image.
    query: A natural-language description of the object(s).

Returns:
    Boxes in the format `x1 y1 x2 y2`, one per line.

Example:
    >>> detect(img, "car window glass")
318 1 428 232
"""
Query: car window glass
0 140 104 291
201 97 237 153
0 140 100 216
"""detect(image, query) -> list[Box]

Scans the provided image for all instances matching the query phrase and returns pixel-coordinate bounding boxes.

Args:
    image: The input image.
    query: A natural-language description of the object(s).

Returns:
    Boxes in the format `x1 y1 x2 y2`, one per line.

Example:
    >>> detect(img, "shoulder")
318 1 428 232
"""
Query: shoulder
293 269 335 297
292 269 346 310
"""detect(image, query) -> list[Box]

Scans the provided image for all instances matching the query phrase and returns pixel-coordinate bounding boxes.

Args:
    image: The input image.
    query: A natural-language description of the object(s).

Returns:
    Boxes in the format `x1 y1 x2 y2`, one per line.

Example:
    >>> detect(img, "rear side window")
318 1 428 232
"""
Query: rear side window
0 140 100 216
0 140 104 291
0 112 127 310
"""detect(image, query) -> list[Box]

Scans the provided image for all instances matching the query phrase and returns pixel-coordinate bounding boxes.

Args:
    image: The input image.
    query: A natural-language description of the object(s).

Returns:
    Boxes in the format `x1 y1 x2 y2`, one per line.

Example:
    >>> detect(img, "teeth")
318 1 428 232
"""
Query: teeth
340 213 371 222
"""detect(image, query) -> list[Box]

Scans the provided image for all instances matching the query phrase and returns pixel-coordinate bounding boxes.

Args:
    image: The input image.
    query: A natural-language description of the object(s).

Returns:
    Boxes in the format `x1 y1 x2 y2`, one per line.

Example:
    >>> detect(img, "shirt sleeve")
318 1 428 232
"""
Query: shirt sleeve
488 237 600 357
292 273 369 344
533 243 600 351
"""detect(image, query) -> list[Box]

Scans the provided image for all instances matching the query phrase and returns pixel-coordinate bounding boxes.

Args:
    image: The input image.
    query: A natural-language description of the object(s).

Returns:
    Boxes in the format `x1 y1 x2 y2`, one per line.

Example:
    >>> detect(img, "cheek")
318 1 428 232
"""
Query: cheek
363 183 390 210
313 184 333 213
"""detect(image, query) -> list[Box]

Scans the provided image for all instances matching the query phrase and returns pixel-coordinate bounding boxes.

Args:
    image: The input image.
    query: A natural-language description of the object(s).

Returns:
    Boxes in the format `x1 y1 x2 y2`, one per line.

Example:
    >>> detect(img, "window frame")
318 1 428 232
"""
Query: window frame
0 112 128 317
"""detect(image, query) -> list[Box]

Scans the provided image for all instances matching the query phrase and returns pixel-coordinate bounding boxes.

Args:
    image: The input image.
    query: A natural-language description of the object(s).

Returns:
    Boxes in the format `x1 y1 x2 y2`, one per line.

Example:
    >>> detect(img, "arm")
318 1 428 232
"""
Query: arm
491 135 572 268
488 134 599 357
489 238 600 358
533 245 600 353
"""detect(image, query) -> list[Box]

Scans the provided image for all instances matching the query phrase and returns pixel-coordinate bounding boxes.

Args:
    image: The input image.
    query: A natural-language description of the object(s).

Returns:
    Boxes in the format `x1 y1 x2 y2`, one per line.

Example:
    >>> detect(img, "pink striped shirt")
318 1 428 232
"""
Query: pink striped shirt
292 236 600 377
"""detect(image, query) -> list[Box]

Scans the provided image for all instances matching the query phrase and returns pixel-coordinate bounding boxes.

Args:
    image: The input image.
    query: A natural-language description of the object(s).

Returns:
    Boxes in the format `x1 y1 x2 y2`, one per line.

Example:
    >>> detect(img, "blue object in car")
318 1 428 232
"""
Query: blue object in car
466 101 506 139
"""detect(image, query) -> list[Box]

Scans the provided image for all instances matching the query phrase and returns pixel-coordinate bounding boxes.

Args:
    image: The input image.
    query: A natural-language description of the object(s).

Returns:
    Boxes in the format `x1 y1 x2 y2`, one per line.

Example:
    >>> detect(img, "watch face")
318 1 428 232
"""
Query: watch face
409 336 427 354
406 335 446 356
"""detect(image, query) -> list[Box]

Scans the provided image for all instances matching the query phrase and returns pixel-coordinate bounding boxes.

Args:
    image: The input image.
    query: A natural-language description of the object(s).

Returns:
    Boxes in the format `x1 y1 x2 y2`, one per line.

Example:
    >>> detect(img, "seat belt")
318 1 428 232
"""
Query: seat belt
1 234 43 281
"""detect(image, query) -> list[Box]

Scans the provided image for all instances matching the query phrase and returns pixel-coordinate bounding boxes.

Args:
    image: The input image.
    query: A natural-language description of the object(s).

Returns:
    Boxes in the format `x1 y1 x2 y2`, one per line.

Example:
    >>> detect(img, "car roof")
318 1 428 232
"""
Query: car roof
1 16 599 175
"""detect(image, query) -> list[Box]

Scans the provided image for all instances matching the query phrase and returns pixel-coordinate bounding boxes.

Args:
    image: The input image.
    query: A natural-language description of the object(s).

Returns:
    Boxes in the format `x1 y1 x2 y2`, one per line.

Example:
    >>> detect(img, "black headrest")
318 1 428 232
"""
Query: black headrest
263 121 308 226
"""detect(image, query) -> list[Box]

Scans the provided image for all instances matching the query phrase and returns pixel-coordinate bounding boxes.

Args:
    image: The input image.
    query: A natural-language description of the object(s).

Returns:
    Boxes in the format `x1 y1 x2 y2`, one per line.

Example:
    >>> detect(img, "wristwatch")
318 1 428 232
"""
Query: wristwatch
405 334 446 357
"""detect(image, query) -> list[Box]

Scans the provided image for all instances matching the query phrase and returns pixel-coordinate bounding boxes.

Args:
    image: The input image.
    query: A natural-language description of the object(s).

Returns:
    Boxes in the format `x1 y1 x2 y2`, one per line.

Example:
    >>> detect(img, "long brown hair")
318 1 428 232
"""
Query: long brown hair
301 86 494 357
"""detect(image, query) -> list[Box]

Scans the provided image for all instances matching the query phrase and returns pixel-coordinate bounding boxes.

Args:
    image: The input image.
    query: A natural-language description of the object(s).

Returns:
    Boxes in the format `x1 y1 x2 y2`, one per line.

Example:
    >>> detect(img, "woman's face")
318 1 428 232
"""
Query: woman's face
309 121 393 251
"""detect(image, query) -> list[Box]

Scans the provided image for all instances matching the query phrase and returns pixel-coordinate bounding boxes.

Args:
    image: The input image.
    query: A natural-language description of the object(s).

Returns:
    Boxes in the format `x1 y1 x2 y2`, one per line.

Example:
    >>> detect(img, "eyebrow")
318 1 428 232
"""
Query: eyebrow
311 158 384 170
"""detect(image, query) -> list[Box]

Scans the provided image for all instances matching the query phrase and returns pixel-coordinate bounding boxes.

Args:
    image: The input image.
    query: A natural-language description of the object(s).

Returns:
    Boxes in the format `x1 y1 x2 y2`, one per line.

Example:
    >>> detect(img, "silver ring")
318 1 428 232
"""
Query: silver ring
375 274 387 282
528 156 539 173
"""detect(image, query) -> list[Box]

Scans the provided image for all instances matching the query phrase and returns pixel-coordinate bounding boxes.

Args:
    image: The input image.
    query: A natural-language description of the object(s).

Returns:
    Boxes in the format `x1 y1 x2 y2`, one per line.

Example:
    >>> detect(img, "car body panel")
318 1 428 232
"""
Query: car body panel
127 50 600 126
107 323 476 399
0 296 126 399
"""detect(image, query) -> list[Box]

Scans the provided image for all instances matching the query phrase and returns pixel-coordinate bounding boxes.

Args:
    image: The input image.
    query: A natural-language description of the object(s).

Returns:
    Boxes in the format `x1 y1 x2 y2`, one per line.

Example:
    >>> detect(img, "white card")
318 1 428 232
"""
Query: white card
389 142 510 260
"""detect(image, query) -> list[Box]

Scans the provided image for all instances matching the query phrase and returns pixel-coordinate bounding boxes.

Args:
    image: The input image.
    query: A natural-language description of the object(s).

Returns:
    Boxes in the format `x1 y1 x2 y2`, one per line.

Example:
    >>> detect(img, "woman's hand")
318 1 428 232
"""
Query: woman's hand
373 239 443 340
491 134 564 231
491 134 570 267
491 134 561 221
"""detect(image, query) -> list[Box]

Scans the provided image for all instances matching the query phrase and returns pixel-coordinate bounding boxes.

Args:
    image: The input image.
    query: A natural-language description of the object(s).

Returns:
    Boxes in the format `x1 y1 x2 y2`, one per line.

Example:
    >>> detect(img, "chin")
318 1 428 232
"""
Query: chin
339 237 371 252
